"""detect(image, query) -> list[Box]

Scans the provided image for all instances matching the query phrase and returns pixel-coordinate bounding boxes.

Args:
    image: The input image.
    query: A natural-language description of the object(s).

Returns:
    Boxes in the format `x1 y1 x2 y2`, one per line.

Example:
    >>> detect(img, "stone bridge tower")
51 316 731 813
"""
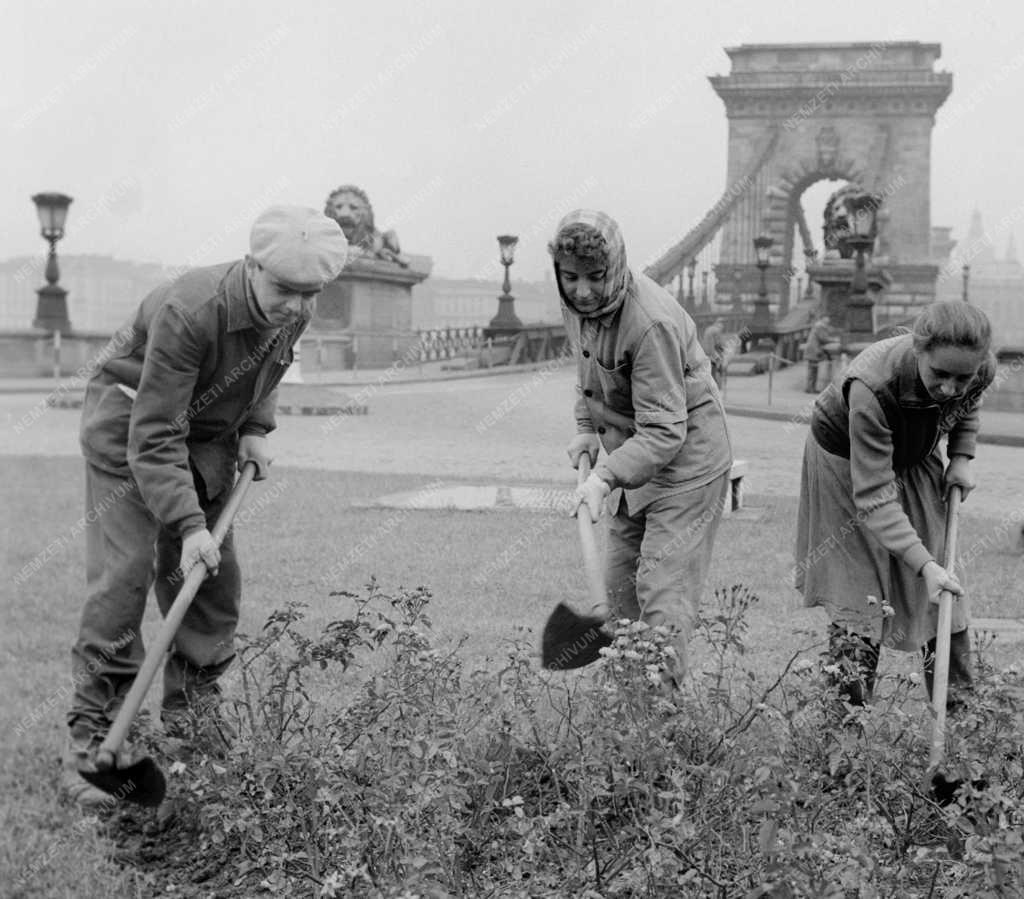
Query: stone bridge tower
647 42 952 319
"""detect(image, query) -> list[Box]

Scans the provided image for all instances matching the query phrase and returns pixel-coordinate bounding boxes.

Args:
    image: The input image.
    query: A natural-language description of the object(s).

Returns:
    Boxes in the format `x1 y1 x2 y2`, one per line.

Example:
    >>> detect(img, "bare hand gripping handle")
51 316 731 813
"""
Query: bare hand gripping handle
95 462 258 769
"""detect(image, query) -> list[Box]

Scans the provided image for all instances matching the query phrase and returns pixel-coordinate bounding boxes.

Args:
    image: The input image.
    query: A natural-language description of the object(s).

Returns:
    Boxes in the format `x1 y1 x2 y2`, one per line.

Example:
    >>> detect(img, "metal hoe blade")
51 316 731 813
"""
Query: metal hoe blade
79 757 167 808
541 602 612 670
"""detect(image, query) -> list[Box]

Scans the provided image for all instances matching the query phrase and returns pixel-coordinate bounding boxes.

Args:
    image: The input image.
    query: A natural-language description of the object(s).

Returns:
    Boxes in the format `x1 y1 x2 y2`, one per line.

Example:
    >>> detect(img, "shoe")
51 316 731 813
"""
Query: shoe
60 734 119 811
162 703 236 759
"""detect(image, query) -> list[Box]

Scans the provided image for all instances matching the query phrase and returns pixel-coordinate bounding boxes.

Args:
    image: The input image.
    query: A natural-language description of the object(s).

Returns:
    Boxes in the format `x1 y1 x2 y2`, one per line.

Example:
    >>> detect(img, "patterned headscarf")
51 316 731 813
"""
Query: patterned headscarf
549 209 635 321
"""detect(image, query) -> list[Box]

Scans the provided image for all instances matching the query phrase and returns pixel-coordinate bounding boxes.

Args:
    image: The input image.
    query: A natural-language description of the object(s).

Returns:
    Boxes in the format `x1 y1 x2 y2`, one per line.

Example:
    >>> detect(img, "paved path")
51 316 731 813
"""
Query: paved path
2 364 1023 526
5 365 1022 652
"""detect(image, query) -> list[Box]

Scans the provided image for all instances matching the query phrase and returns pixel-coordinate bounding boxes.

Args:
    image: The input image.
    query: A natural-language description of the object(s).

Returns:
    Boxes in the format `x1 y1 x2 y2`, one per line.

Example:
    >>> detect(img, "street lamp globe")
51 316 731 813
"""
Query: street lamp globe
32 192 73 240
840 190 881 255
497 234 518 266
753 233 773 268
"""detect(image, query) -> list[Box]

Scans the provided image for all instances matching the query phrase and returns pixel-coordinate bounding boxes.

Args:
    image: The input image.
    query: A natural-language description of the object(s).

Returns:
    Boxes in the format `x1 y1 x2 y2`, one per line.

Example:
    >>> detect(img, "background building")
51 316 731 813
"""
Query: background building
932 211 1024 349
411 276 562 331
0 254 168 334
1 223 1015 349
0 255 564 337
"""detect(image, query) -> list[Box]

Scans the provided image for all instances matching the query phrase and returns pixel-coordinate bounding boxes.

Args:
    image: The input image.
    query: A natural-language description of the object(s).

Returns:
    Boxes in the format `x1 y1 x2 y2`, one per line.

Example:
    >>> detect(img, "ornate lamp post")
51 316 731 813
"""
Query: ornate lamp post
961 263 970 303
32 192 73 335
731 269 744 312
803 247 817 299
488 234 522 333
752 233 773 329
840 190 880 341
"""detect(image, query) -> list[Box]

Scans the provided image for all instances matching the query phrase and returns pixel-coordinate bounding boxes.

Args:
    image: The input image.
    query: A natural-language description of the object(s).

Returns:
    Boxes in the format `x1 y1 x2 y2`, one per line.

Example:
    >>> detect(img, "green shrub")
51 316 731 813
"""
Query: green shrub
128 582 1023 898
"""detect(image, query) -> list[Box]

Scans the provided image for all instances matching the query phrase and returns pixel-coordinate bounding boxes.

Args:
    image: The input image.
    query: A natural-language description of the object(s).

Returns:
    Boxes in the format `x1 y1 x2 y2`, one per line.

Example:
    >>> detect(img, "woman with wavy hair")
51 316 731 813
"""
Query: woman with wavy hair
796 300 996 707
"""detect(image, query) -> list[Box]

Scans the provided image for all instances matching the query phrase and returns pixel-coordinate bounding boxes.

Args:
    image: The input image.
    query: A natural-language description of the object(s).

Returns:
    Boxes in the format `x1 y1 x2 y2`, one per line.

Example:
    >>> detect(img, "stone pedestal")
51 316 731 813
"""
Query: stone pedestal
867 262 941 328
309 253 431 369
751 293 772 332
33 284 72 334
807 261 892 352
486 294 523 336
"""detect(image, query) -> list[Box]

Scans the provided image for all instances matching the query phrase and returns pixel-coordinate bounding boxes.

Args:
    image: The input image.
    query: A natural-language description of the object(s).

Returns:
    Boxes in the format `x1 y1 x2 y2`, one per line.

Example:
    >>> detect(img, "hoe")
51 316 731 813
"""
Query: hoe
541 455 612 670
78 462 257 807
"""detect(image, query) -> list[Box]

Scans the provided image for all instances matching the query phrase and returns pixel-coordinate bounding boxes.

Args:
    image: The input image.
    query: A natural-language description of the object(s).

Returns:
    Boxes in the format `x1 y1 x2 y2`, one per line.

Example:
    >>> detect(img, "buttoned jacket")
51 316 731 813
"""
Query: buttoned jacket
566 272 732 513
80 260 307 537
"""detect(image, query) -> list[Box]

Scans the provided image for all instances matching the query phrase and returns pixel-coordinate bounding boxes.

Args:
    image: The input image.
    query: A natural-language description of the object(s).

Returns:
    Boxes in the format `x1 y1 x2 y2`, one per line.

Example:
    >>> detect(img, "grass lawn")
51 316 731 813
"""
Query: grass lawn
3 454 1022 896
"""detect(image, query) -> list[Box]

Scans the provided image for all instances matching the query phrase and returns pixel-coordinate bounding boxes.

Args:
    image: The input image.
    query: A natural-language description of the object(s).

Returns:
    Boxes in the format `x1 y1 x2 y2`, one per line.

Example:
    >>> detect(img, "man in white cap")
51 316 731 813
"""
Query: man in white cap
62 206 347 808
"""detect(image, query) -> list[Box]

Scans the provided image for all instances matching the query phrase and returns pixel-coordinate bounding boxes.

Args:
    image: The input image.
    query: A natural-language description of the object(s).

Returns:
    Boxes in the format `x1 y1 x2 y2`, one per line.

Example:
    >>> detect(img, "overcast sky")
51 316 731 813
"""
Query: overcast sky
3 0 1022 282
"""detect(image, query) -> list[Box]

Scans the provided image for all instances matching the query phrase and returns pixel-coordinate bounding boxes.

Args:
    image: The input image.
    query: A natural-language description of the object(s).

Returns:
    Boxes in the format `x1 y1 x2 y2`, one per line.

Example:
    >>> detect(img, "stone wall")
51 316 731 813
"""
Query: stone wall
0 332 114 378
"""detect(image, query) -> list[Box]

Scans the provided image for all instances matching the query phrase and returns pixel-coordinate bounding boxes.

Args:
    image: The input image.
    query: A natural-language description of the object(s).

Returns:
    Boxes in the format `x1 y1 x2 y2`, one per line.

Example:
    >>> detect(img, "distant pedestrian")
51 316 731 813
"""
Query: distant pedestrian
552 209 733 680
701 317 727 389
795 300 996 709
804 314 835 394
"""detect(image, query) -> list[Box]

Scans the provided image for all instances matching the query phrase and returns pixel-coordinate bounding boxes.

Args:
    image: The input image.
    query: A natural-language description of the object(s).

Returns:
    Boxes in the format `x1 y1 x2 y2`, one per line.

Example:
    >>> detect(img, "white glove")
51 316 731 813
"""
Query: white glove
574 472 611 522
180 528 220 578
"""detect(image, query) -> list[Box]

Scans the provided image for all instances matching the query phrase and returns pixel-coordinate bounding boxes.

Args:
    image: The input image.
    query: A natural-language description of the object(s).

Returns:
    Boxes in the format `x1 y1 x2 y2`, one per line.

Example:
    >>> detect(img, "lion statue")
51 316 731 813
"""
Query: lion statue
324 184 408 266
822 184 881 260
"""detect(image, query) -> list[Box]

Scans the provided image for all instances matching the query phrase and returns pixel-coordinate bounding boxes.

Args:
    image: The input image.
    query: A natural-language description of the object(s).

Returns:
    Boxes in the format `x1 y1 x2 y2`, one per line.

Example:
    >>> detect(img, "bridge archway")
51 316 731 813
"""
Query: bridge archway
647 42 951 320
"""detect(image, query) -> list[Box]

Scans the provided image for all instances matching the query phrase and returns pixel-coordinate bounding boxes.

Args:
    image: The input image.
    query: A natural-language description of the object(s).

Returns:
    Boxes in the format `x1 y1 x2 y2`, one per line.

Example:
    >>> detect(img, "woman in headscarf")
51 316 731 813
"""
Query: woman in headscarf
551 209 733 678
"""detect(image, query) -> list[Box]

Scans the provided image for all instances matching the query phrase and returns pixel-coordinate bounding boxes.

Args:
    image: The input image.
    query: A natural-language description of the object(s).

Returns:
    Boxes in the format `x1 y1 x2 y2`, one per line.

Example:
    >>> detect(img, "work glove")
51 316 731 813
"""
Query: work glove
566 433 600 469
238 433 273 481
574 472 610 523
180 527 220 578
920 560 964 605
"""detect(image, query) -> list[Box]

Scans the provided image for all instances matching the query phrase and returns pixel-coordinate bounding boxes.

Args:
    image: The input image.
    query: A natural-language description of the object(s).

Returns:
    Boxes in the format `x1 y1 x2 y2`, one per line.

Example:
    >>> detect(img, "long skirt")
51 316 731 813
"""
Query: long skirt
793 437 968 652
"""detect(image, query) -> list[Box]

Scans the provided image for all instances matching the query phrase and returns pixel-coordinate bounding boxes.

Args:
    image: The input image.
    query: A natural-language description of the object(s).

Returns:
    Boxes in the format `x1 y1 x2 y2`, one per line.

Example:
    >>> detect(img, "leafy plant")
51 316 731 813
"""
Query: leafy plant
125 581 1023 898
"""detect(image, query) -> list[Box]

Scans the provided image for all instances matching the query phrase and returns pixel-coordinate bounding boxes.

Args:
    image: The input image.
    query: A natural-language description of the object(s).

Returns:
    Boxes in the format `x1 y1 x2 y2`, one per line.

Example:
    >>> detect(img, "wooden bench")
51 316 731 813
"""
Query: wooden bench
723 460 748 517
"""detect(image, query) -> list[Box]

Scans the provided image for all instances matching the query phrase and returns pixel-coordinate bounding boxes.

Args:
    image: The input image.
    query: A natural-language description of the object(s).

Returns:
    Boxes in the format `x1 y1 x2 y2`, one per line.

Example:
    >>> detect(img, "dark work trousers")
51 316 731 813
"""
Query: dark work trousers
827 623 974 708
604 472 729 677
68 461 241 739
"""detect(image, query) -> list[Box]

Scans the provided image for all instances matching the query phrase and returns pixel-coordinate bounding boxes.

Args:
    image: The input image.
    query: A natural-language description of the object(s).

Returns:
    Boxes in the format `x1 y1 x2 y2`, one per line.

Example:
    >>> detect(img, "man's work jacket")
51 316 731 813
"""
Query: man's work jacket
80 260 307 538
